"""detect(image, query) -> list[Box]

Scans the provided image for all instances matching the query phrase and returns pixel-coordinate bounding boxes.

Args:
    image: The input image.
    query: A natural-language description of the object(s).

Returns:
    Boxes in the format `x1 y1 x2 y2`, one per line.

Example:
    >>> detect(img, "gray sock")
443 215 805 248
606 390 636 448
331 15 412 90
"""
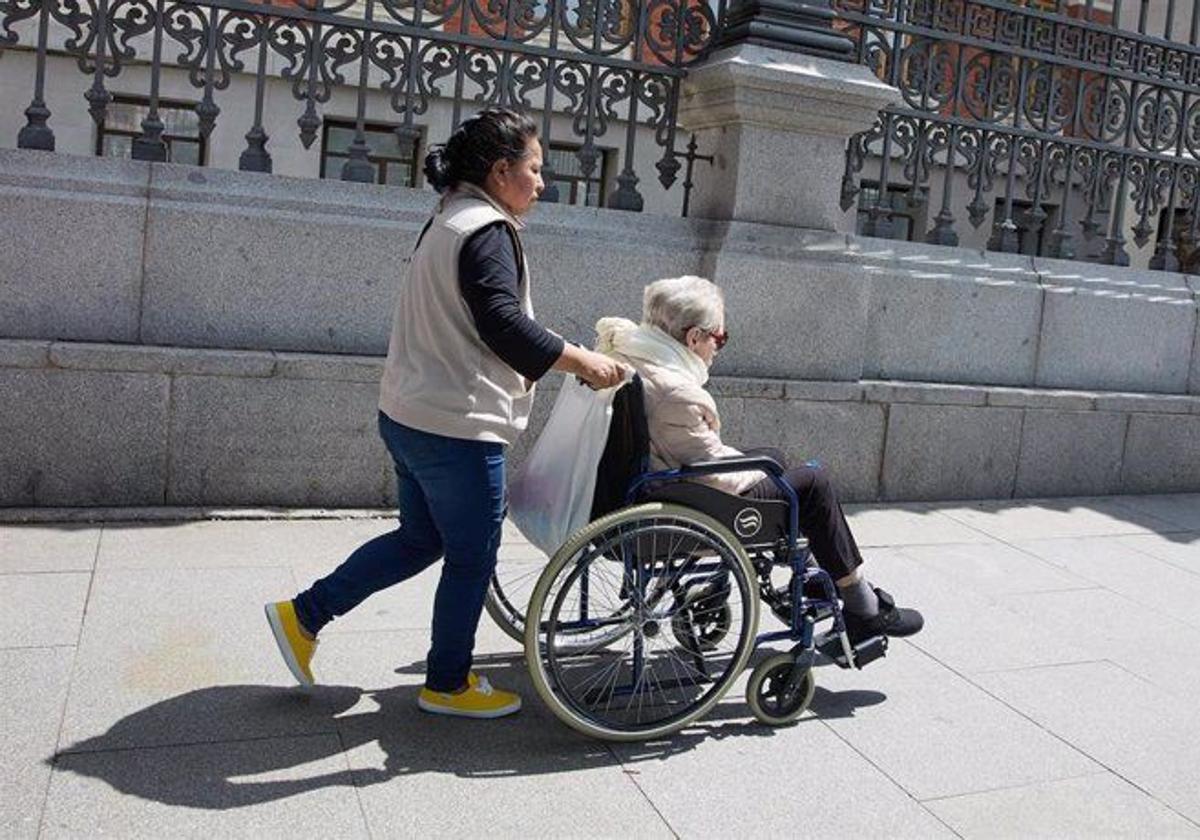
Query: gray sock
839 576 879 618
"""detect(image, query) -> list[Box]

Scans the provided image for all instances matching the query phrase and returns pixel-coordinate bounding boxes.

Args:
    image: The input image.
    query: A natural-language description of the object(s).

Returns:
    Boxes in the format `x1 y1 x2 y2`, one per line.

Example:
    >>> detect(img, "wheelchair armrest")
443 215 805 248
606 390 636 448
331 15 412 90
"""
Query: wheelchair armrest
681 455 785 478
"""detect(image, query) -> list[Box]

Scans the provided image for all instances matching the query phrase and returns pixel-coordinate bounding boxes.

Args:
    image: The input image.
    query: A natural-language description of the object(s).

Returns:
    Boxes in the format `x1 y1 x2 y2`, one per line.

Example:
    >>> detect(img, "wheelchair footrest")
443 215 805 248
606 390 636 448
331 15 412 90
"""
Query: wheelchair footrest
816 632 889 669
852 635 888 669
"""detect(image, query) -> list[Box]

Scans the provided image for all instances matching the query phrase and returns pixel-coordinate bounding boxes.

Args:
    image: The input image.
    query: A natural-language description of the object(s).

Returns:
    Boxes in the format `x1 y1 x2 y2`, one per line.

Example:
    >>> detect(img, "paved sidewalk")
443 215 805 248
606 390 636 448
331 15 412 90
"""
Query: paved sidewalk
3 495 1200 839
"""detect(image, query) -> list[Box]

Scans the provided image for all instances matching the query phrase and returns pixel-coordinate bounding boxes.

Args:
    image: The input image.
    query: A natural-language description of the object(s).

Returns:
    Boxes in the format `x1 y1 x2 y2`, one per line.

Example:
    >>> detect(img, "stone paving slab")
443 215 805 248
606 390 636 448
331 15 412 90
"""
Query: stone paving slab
290 631 671 836
976 661 1200 825
999 587 1200 702
96 518 392 571
0 648 74 840
925 774 1200 839
1109 494 1200 531
892 541 1093 596
610 713 956 838
0 573 91 648
852 549 1095 675
0 525 99 574
1015 536 1200 630
44 735 369 839
58 566 330 751
814 644 1101 801
341 691 672 838
933 497 1181 540
6 497 1200 838
1115 532 1200 576
842 503 992 547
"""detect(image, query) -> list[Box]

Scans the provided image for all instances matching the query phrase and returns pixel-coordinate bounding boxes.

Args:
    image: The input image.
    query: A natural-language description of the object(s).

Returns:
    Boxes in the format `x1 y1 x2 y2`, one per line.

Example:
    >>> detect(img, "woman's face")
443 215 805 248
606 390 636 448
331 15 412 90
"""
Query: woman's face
486 135 545 217
685 314 727 368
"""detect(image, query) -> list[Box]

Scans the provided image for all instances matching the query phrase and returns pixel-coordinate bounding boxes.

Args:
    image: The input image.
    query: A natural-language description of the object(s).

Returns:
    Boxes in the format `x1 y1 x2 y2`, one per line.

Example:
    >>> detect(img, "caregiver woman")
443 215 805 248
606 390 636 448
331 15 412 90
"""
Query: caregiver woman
265 107 626 719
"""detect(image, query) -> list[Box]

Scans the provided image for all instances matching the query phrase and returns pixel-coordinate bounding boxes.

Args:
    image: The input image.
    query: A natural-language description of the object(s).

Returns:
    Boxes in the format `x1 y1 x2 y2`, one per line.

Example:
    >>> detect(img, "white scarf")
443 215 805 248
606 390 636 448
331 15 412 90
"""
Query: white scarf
594 317 709 387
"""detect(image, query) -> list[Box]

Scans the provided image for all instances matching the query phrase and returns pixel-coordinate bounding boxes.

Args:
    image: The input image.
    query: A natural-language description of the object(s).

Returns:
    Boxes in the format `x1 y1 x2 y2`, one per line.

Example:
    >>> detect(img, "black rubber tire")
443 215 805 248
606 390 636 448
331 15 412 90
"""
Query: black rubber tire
525 502 760 741
746 652 816 726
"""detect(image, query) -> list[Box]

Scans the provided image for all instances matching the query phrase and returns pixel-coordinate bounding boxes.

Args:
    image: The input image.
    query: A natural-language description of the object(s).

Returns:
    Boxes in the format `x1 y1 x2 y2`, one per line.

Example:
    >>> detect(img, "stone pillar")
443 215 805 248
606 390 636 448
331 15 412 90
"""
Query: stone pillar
678 43 902 231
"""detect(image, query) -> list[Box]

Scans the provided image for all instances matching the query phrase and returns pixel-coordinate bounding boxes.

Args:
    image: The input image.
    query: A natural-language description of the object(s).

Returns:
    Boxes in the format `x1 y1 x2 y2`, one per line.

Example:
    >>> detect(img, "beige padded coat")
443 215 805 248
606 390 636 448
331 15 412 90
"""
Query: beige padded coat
595 318 761 496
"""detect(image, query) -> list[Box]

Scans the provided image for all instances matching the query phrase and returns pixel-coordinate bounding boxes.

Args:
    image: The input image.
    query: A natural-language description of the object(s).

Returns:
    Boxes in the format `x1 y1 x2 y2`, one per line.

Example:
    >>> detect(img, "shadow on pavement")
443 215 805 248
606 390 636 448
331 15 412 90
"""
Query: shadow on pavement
50 653 887 809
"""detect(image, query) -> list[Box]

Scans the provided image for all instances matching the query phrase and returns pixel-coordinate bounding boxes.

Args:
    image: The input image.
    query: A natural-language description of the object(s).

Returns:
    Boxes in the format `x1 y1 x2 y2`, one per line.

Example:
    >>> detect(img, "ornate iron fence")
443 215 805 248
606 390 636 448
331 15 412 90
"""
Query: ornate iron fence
836 0 1200 271
0 0 724 208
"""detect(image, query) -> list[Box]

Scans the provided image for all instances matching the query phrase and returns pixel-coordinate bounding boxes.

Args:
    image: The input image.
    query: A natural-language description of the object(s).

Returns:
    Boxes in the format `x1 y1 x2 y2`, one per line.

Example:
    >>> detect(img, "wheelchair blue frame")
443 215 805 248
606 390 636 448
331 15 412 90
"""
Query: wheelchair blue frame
623 456 849 664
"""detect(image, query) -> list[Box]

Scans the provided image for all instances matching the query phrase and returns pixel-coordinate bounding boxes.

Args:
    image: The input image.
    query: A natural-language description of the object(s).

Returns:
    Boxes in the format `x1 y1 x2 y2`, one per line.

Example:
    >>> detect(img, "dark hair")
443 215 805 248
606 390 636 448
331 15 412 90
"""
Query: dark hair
423 107 539 194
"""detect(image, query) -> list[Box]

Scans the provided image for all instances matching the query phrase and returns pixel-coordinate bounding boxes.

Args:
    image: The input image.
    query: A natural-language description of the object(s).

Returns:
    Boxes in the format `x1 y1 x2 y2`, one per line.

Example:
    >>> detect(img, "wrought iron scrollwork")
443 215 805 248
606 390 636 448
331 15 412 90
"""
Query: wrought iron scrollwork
5 0 720 209
834 0 1200 271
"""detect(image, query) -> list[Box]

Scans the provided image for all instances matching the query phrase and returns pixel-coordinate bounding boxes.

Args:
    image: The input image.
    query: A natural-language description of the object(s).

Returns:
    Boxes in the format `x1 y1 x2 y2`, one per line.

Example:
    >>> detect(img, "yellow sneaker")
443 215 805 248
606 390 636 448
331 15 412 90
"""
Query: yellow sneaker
417 674 521 719
264 600 317 687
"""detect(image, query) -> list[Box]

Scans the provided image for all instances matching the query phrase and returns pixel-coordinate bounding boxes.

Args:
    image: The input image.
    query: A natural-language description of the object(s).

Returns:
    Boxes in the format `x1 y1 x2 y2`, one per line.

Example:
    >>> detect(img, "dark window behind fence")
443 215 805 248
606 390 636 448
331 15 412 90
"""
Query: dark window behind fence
320 118 420 186
96 95 206 165
1 0 726 211
856 180 916 240
547 140 608 206
835 0 1200 272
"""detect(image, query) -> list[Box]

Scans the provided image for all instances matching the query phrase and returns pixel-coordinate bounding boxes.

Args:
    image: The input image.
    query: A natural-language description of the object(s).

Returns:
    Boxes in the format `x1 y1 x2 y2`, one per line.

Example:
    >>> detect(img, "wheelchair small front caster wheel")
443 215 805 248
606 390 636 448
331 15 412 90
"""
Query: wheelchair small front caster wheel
671 583 732 652
746 652 815 726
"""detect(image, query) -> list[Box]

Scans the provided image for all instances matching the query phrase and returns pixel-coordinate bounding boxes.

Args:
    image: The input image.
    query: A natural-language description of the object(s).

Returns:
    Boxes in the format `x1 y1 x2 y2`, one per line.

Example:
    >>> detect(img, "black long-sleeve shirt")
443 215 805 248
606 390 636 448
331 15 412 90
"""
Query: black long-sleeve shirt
457 221 564 382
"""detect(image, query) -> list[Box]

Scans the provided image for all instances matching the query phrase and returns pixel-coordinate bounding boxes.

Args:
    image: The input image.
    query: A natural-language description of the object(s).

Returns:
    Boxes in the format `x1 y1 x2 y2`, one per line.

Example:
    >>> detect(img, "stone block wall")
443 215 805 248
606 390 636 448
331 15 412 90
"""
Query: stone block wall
5 149 1199 395
4 148 1200 505
5 339 1200 507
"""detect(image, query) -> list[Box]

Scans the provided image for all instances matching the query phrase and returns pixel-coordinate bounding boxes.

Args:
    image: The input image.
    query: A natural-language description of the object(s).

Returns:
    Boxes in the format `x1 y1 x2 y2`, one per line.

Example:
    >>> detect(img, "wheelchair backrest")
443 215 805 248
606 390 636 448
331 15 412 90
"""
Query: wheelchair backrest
589 374 651 521
588 374 790 553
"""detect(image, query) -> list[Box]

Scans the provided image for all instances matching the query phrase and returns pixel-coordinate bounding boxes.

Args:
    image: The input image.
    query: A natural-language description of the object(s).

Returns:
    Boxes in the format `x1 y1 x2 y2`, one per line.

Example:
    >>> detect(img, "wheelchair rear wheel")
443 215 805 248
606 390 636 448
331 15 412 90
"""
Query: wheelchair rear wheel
487 544 635 651
525 503 759 741
485 556 544 644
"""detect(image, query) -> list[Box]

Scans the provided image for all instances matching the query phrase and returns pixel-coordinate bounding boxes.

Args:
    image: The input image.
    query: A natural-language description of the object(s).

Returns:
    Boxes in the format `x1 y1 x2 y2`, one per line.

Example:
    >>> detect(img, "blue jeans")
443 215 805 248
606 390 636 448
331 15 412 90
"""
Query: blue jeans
294 412 506 692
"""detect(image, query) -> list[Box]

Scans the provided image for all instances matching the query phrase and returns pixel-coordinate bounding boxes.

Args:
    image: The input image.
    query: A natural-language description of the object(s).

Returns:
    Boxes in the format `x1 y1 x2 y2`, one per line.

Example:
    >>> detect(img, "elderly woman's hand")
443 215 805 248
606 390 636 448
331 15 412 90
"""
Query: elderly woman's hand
554 344 630 389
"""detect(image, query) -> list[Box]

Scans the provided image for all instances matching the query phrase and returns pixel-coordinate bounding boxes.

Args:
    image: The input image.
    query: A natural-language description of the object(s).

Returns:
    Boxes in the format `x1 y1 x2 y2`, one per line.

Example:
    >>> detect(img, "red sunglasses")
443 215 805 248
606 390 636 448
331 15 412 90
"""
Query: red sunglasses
688 326 729 350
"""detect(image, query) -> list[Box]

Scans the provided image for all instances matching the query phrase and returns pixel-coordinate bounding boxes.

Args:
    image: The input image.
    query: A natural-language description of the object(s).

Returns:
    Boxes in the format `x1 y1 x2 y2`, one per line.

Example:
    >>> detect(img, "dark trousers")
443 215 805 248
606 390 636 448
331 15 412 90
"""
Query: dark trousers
293 412 506 692
739 448 863 580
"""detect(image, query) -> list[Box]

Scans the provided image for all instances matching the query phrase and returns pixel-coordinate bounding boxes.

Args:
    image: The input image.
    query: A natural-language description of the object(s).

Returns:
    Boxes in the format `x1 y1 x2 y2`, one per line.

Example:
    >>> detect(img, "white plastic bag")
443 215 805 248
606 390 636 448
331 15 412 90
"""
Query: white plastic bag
508 376 624 555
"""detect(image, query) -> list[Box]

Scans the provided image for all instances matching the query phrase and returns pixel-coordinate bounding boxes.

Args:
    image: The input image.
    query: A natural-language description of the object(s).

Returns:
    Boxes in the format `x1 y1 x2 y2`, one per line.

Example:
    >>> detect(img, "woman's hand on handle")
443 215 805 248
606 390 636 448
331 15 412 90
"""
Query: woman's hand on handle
553 343 630 389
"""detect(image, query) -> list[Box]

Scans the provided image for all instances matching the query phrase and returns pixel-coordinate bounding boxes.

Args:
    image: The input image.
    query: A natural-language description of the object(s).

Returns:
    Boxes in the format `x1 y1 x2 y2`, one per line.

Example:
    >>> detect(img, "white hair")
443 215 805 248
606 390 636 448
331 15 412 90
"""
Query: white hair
642 275 724 343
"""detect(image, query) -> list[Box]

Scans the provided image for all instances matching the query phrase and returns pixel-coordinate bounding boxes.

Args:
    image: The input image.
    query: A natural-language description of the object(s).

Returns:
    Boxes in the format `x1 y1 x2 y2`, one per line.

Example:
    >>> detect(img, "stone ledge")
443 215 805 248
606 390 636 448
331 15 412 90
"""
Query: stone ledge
48 343 276 378
6 341 1199 414
0 506 394 524
148 160 429 223
1040 283 1196 305
783 380 865 402
0 340 387 383
1034 253 1196 300
708 377 786 399
986 387 1096 411
5 340 1199 505
0 339 52 368
864 381 988 407
0 147 150 200
1094 393 1200 415
272 353 384 383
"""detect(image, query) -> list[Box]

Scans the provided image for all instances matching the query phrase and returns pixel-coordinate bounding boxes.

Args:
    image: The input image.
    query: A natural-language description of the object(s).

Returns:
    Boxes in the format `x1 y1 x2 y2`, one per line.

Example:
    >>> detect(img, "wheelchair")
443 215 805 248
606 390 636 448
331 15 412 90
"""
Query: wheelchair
486 375 889 741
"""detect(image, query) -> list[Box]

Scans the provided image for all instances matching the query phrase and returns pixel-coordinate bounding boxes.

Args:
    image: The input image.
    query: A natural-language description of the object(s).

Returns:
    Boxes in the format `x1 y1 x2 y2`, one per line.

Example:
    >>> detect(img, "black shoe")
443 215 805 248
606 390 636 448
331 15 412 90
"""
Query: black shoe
843 587 924 645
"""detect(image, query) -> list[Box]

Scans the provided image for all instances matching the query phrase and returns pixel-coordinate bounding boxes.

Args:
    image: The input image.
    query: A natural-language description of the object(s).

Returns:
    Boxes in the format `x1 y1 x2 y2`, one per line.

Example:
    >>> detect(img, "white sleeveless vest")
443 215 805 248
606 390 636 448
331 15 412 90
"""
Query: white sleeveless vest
378 186 537 445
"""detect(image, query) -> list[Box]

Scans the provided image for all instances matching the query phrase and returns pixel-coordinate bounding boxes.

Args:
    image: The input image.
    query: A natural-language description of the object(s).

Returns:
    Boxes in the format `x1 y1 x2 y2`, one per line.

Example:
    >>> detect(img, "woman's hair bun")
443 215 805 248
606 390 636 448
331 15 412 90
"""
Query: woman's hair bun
423 145 454 194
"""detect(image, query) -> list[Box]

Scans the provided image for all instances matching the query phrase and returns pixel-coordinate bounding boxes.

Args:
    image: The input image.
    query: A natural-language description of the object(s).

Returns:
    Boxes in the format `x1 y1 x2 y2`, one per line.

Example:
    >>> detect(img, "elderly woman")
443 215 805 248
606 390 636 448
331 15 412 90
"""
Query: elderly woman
596 275 923 644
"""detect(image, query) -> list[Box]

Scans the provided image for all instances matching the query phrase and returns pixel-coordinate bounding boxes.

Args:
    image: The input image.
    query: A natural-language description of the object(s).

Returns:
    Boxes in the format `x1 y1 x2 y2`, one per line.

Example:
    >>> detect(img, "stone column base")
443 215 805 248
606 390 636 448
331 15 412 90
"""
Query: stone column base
679 43 902 231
